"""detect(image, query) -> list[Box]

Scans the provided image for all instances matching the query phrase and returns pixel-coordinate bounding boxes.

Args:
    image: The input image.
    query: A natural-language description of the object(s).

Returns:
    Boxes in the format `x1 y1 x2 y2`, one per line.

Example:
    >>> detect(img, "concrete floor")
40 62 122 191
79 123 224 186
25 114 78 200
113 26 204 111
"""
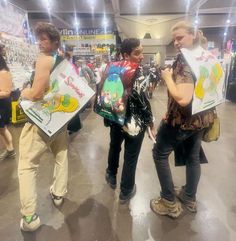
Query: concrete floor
0 86 236 241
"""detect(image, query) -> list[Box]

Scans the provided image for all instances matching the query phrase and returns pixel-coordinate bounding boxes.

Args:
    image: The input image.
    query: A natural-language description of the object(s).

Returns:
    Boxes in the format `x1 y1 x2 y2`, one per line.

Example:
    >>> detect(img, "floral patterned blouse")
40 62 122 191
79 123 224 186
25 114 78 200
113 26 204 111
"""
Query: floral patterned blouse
166 53 214 130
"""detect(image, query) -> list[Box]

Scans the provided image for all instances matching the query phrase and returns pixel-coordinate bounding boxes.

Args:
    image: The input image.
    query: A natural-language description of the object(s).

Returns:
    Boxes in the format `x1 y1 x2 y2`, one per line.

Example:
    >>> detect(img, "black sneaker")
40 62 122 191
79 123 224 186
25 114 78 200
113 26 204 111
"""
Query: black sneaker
119 184 136 204
105 170 117 189
50 186 64 206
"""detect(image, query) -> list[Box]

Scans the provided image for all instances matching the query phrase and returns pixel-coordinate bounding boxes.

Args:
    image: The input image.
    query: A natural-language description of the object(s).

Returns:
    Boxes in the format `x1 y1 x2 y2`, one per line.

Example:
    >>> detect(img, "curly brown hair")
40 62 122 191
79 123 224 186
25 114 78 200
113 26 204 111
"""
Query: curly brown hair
35 22 61 48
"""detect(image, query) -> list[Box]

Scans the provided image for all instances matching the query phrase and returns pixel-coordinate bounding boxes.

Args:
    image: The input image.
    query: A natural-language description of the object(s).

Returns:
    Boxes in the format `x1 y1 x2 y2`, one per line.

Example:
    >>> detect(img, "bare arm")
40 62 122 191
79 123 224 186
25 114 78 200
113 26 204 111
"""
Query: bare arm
0 71 12 99
21 55 53 101
161 68 194 107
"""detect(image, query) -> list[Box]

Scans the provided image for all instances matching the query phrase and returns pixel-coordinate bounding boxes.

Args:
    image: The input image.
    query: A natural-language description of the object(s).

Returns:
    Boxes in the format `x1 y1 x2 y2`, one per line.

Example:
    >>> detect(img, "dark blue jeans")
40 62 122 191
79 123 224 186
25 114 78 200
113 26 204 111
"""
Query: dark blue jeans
107 124 145 194
152 120 204 202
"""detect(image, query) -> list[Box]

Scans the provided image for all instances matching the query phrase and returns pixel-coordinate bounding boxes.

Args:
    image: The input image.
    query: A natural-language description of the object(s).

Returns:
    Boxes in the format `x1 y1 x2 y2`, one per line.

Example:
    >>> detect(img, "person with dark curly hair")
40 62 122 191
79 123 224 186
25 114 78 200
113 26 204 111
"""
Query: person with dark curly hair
104 38 155 204
0 44 16 161
18 22 68 232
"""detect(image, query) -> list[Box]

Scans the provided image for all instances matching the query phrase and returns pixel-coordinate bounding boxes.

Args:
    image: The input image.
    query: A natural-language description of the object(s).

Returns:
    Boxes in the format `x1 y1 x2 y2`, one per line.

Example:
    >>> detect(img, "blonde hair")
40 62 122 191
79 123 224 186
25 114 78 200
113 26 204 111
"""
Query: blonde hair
171 20 205 46
198 30 208 49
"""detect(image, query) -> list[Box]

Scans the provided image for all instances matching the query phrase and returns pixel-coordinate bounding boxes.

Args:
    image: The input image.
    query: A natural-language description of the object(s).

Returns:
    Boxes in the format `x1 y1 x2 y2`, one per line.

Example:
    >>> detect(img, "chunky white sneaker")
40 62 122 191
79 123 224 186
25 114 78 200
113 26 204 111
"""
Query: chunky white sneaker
20 213 40 232
50 186 64 206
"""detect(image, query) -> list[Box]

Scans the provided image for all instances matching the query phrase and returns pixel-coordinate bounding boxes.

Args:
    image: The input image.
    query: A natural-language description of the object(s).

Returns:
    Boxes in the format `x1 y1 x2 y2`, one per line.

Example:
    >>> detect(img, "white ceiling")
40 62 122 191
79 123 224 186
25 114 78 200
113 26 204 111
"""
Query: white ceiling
8 0 236 44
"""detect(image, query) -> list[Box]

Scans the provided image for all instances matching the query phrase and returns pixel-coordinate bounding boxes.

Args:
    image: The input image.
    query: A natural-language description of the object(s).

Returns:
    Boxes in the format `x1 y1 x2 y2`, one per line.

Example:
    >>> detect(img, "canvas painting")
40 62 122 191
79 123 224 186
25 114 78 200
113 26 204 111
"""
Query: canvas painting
181 46 225 114
20 60 95 137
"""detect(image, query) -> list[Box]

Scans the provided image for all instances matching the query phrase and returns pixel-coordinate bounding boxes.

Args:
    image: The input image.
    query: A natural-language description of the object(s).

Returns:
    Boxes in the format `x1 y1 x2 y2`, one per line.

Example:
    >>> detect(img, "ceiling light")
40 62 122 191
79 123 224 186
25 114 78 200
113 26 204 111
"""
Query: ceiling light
226 19 231 24
224 32 227 36
74 20 79 27
42 0 51 10
88 0 95 11
103 18 108 27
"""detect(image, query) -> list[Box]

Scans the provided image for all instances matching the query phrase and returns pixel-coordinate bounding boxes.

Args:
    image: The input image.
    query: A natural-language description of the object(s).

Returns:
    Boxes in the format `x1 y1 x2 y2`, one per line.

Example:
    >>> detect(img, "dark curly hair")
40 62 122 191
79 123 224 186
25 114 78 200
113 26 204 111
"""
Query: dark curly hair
35 22 61 48
120 38 140 58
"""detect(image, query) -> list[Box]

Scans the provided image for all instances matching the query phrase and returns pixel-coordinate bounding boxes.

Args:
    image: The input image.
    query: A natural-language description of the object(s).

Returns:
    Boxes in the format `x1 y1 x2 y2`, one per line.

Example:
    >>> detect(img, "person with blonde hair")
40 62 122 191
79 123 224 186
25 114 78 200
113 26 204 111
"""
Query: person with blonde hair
0 45 16 161
150 20 214 218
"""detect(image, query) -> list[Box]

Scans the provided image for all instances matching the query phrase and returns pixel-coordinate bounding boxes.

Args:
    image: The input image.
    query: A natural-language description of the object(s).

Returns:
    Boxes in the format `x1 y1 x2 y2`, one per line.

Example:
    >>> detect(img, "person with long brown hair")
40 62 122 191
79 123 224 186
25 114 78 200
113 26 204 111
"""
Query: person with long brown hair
0 44 16 161
150 21 214 218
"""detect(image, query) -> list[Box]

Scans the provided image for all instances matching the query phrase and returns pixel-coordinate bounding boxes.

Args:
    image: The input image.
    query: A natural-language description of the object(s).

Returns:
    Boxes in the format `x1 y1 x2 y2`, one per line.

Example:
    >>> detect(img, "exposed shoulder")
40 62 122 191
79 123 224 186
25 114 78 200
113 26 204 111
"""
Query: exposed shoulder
0 70 11 79
36 54 53 62
36 54 54 70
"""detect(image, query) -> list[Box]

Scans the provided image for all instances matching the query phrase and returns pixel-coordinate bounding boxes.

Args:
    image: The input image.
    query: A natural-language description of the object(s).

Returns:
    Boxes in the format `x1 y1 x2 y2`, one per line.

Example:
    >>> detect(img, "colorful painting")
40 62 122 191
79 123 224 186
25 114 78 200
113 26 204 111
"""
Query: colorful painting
94 61 138 125
181 46 225 114
20 60 95 137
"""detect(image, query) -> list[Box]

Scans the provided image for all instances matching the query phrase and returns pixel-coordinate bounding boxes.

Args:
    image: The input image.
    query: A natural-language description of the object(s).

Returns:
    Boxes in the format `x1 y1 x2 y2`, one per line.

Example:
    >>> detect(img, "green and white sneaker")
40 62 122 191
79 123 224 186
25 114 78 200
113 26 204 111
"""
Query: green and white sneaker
20 213 40 232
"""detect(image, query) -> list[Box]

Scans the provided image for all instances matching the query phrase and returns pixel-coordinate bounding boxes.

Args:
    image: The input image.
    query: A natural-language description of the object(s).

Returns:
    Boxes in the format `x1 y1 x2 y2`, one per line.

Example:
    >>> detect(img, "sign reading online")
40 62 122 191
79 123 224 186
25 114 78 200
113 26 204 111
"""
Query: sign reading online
59 28 114 36
181 46 225 114
20 60 95 137
59 28 114 41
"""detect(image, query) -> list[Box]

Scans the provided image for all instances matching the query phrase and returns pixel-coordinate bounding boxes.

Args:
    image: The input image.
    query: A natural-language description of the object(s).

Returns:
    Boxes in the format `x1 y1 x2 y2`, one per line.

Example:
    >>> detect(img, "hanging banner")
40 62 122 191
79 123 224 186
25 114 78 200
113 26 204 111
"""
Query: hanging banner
59 28 115 44
20 60 95 137
60 28 114 36
0 2 28 39
181 46 225 114
61 34 114 41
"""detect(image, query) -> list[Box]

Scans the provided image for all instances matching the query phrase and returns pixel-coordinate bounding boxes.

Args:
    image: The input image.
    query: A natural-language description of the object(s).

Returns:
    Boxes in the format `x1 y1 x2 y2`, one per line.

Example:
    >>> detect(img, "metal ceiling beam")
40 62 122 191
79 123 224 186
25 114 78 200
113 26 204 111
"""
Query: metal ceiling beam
198 7 236 14
111 0 120 15
50 13 72 28
190 0 209 12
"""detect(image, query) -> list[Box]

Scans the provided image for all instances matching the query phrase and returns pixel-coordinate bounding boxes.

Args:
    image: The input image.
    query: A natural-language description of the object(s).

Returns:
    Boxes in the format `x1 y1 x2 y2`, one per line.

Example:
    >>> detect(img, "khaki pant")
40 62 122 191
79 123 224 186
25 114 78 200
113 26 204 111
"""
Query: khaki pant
18 123 68 216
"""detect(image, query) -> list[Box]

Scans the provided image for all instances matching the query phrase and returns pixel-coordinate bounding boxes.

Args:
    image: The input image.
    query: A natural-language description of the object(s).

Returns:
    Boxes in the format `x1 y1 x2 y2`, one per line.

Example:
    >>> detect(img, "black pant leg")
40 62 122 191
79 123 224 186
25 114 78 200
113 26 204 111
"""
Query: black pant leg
107 124 124 175
67 112 82 132
120 130 145 194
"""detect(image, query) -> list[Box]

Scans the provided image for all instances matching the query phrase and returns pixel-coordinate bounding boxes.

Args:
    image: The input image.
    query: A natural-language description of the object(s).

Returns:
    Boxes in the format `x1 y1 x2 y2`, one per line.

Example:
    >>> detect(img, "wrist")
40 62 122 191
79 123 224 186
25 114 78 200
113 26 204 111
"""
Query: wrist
165 76 173 83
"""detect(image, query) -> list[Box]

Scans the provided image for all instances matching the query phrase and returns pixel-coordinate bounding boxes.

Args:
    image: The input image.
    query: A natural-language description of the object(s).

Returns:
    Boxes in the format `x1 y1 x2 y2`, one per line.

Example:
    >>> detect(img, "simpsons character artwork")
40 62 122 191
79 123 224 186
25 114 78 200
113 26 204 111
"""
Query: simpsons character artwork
181 46 225 114
20 60 95 137
94 61 138 125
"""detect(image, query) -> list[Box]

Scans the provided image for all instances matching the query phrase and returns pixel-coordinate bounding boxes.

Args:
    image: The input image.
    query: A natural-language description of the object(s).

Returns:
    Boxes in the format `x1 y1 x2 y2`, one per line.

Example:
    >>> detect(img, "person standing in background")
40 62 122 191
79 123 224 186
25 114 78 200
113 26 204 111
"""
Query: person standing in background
94 55 107 92
0 44 16 161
